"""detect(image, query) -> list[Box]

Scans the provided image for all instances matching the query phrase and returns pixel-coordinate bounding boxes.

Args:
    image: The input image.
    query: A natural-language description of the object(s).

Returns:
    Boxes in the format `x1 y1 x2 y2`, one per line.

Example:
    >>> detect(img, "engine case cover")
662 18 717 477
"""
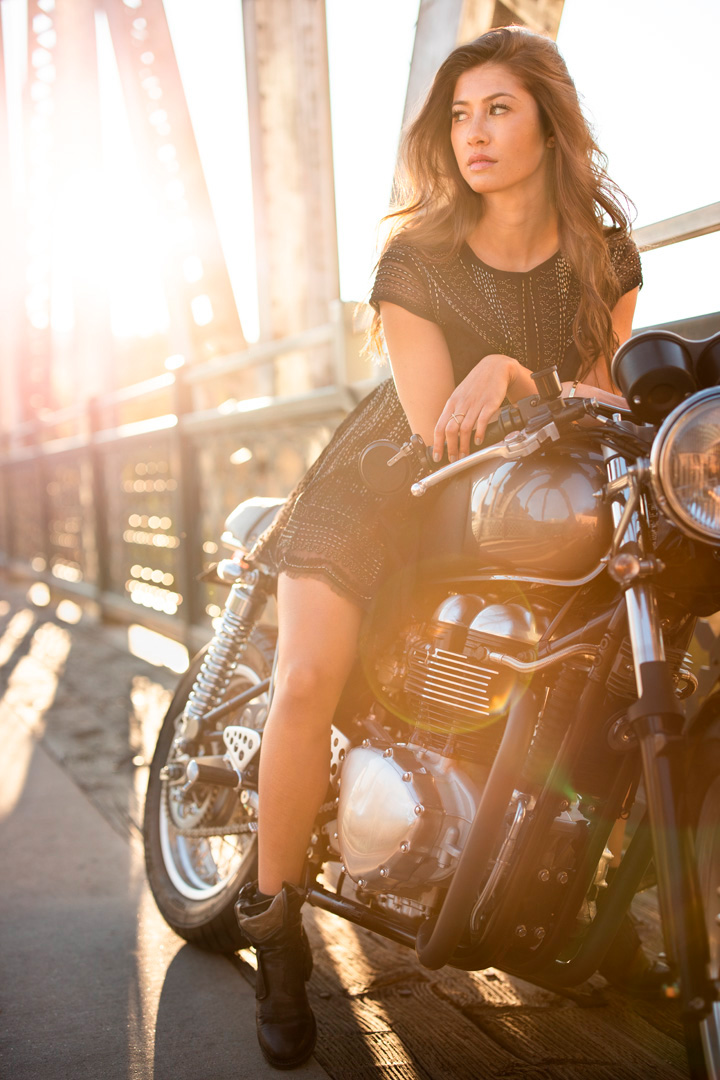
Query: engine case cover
336 743 479 892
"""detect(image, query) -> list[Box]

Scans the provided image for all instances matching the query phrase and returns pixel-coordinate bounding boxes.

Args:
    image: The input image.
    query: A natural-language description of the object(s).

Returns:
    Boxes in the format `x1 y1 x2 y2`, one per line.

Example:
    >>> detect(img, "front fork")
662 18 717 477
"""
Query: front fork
606 452 714 1023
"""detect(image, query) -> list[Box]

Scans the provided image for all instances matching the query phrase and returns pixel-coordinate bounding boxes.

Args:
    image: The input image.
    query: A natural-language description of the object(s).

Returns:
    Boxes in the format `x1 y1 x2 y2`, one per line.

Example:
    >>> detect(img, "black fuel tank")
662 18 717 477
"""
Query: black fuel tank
418 441 613 579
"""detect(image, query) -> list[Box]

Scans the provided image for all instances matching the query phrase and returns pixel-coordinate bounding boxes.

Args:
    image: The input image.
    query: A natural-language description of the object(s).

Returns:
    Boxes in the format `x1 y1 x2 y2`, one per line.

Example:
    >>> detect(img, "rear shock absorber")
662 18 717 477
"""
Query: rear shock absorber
180 575 268 741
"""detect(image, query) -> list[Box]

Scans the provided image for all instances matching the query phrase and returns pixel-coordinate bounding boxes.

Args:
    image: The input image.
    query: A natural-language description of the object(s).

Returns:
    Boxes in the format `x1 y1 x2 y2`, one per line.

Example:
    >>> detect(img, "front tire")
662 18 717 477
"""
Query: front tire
685 712 720 1079
143 627 276 952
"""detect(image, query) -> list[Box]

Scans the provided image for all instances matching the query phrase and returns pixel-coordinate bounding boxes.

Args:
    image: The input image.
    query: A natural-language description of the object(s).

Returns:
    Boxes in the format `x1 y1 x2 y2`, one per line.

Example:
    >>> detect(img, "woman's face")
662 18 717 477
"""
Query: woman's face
450 63 553 198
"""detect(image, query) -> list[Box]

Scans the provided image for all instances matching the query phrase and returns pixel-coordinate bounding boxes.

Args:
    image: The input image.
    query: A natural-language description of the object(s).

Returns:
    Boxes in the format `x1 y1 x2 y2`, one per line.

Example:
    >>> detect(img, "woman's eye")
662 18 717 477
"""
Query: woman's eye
451 110 467 123
489 103 509 116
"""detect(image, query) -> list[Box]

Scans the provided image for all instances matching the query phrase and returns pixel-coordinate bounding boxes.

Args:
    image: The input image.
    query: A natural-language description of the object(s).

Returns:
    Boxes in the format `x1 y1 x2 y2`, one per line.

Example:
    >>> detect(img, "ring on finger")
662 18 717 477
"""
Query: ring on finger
450 412 466 426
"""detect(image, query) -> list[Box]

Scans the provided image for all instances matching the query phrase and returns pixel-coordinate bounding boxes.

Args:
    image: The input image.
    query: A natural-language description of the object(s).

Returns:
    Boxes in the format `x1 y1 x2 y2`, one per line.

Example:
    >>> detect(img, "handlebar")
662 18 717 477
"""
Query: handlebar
424 395 636 468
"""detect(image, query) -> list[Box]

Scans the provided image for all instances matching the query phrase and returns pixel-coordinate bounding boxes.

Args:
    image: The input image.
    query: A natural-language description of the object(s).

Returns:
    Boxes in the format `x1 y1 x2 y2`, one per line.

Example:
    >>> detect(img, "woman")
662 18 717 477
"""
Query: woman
235 26 642 1069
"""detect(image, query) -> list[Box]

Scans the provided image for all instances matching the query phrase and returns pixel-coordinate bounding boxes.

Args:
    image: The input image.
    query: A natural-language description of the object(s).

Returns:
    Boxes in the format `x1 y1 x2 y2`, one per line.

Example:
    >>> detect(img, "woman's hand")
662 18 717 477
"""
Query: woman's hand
433 354 534 462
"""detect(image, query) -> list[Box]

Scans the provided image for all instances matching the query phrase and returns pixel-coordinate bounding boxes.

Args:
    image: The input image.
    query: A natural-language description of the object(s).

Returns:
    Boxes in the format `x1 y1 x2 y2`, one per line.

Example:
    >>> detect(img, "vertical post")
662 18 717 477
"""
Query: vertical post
21 2 57 422
87 397 110 607
0 8 23 440
404 0 565 129
243 0 340 392
53 0 113 405
102 0 246 377
169 369 200 647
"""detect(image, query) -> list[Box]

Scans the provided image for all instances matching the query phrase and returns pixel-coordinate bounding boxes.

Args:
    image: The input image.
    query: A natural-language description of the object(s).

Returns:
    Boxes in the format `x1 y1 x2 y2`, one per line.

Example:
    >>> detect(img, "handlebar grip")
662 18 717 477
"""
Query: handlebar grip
477 404 523 448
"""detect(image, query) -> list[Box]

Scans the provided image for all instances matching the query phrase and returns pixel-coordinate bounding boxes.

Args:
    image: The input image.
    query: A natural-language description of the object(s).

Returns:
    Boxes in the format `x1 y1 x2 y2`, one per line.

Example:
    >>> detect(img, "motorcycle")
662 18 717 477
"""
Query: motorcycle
143 328 720 1078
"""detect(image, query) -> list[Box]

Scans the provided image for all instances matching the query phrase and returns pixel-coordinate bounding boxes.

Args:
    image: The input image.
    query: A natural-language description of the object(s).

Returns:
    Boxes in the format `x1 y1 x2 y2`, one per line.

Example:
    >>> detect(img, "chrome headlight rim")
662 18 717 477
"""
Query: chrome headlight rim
650 386 720 544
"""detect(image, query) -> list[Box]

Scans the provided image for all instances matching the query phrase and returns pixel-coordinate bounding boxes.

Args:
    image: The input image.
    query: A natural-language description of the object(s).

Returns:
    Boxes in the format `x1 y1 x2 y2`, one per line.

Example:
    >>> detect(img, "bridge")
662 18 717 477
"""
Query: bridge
0 3 718 1077
0 0 718 638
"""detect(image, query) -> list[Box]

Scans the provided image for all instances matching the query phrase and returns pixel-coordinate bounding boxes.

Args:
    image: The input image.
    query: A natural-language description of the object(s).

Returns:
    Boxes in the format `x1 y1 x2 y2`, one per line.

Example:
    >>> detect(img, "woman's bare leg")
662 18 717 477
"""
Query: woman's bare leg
257 573 364 895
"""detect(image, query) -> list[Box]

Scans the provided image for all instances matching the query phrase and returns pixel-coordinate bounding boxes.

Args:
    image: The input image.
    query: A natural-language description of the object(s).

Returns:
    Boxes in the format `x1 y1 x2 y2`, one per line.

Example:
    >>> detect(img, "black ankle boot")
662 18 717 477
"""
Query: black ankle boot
598 909 669 995
235 882 317 1069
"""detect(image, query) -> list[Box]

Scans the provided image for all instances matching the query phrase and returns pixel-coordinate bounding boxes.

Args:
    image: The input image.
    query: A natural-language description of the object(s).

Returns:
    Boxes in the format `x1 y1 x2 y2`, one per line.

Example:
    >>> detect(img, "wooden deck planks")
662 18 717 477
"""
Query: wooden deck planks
0 584 695 1080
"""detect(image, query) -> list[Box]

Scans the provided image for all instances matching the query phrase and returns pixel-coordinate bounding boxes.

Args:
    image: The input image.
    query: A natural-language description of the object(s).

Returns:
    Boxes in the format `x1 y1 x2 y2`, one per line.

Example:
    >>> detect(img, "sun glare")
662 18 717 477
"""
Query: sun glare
127 623 189 674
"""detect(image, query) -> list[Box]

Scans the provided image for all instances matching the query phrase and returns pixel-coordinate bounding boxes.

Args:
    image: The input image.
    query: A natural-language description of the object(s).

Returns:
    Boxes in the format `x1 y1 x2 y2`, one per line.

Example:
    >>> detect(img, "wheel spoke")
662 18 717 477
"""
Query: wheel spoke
156 660 268 901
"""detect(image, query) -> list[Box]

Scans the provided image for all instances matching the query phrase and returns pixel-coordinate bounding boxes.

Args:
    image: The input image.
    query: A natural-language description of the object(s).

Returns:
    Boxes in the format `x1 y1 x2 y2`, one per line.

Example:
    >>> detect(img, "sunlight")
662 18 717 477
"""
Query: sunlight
56 599 83 625
127 624 189 674
0 704 36 823
0 618 72 821
27 582 50 607
0 609 36 667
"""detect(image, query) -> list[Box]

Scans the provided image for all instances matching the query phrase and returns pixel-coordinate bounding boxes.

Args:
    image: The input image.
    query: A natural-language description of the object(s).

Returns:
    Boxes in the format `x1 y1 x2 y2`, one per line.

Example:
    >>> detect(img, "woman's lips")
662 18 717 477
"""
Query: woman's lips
468 156 496 171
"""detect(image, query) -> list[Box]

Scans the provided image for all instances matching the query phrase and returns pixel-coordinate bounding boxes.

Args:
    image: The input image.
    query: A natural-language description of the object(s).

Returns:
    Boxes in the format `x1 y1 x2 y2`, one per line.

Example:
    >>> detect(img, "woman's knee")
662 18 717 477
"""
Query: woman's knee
274 657 333 710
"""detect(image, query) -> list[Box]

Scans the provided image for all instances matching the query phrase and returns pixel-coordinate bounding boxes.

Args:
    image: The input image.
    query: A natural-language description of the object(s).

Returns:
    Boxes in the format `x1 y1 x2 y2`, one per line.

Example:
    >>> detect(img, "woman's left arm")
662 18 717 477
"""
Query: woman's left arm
561 286 639 405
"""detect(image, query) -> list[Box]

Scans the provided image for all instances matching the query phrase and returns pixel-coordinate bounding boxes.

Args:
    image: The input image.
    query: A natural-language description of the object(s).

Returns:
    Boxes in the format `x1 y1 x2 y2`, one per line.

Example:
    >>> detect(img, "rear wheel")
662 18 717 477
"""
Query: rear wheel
143 627 276 952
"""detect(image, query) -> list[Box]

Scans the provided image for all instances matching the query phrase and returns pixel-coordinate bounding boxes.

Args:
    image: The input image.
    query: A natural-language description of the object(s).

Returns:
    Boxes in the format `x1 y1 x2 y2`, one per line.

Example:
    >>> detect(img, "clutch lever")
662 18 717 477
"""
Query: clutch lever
411 419 562 496
410 395 589 496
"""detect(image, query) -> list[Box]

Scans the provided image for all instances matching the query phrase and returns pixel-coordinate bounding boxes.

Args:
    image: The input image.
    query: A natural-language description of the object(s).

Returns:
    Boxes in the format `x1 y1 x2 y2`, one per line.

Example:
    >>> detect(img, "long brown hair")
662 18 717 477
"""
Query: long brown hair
372 27 634 375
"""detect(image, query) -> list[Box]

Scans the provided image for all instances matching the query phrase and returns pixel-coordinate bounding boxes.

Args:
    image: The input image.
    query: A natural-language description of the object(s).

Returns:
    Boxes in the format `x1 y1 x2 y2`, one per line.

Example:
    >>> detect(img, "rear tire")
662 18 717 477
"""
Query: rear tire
143 627 276 952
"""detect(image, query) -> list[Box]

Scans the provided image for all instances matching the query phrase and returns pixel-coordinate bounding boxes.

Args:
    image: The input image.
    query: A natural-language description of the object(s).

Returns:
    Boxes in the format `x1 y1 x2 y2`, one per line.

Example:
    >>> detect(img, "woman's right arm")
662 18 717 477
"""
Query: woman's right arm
379 301 455 446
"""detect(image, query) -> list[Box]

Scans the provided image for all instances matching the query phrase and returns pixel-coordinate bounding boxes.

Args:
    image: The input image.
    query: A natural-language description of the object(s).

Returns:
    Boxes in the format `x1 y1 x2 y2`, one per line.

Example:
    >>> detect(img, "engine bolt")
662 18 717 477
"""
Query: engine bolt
333 831 338 840
362 739 370 748
534 927 546 941
537 869 550 883
358 878 367 889
340 864 346 873
380 867 389 878
515 925 527 938
400 842 410 853
414 804 425 816
402 772 413 782
556 871 569 885
383 747 393 758
160 763 185 781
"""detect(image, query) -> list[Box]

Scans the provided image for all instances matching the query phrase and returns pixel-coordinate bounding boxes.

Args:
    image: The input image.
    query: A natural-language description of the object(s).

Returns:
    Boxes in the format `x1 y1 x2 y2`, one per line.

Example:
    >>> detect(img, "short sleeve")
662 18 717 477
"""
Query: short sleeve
369 243 438 323
609 234 643 296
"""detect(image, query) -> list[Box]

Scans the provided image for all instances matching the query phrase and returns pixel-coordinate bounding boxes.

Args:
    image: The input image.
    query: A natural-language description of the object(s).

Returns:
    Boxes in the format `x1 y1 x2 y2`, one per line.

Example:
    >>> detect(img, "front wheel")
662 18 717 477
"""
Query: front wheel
143 627 276 952
685 712 720 1079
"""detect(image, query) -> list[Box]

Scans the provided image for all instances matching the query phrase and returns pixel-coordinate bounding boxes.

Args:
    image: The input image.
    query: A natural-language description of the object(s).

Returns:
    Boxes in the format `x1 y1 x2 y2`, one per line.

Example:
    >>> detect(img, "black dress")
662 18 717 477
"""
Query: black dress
248 235 642 607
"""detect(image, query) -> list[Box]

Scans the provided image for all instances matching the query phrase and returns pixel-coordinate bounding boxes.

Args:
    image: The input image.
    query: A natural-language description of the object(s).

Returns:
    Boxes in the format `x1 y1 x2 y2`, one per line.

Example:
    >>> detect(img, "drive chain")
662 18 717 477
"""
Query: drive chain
163 785 337 839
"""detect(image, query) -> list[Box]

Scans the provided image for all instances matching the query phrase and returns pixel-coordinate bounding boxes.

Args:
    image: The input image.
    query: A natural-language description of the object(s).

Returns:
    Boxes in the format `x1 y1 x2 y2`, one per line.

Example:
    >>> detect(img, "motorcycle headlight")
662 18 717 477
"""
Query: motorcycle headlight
650 387 720 543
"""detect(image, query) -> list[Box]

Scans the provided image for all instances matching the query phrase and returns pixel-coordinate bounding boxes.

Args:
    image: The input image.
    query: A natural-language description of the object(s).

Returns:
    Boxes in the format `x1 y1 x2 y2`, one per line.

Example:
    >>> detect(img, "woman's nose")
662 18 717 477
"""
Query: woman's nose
467 116 488 144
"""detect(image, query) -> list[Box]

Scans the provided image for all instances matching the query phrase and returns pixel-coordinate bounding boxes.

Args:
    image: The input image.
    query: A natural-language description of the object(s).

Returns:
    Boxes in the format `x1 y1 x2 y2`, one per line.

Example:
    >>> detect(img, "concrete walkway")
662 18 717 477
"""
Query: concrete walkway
0 703 329 1080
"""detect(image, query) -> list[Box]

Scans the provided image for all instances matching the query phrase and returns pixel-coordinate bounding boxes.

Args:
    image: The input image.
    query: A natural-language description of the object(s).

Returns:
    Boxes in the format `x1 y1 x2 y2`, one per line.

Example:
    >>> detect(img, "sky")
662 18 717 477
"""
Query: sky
163 0 720 337
3 0 719 346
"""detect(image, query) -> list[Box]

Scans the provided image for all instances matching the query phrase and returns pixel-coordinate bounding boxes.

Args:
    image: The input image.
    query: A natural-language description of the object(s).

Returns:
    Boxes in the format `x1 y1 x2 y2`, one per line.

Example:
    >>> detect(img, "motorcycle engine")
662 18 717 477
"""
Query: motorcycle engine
336 740 479 892
334 593 550 894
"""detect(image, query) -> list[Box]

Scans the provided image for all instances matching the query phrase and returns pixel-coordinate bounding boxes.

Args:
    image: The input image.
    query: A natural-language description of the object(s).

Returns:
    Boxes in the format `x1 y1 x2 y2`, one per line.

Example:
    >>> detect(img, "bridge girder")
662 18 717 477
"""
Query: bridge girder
242 0 340 392
405 0 565 127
